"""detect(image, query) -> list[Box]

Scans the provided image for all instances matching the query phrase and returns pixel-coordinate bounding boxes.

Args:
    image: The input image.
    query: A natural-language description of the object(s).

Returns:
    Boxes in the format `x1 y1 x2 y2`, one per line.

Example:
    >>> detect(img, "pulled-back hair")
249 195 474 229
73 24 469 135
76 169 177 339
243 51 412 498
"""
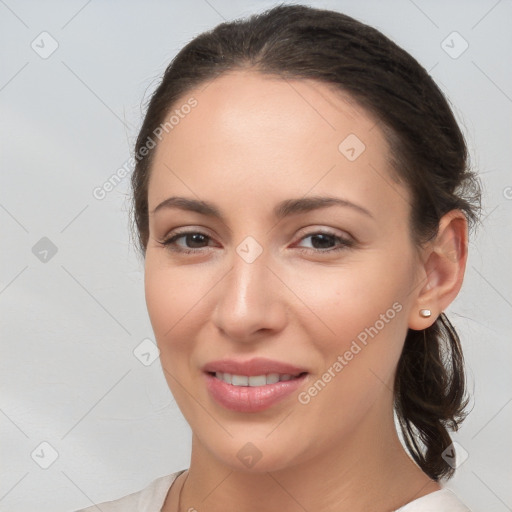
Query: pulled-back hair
130 3 481 481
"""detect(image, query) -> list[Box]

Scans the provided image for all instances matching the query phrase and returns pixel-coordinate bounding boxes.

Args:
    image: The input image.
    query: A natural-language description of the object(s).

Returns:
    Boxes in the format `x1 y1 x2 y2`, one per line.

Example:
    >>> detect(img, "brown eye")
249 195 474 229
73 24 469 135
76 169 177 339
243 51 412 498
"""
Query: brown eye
160 231 214 254
295 231 354 254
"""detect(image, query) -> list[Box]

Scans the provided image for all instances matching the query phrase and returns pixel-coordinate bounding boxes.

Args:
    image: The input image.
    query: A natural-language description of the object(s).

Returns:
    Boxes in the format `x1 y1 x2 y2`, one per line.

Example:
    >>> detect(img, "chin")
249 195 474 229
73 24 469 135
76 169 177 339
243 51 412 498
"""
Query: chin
199 433 310 474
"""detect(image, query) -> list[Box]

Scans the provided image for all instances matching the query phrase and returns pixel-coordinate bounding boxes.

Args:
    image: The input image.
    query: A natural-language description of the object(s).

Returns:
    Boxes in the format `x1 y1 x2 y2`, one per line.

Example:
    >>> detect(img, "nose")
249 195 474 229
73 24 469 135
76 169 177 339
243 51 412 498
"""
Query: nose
211 247 288 343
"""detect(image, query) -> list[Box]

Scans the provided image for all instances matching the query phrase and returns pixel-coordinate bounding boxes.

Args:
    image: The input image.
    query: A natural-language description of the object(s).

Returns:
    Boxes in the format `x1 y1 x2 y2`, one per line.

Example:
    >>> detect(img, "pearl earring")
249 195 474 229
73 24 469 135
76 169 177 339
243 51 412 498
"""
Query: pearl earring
419 309 432 318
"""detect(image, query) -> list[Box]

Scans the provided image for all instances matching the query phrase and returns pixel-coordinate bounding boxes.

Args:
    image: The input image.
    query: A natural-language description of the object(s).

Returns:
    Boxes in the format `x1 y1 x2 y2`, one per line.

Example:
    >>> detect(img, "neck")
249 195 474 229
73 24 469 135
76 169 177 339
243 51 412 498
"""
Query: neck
175 405 440 512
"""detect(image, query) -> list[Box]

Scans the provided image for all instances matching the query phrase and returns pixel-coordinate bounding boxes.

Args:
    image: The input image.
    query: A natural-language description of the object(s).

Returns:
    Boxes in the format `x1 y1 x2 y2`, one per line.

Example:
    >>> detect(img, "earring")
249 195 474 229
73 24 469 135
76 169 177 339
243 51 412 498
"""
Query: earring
419 309 432 318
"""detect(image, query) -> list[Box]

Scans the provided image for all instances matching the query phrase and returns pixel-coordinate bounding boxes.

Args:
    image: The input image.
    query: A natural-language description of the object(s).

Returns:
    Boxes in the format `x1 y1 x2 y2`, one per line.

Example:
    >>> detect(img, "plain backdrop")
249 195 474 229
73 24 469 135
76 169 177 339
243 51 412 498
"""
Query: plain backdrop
1 1 511 511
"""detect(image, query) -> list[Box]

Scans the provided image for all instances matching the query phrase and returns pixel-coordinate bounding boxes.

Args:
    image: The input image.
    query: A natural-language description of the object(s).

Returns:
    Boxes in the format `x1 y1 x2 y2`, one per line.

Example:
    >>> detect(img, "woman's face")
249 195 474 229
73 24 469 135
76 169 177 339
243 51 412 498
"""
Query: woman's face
144 70 424 472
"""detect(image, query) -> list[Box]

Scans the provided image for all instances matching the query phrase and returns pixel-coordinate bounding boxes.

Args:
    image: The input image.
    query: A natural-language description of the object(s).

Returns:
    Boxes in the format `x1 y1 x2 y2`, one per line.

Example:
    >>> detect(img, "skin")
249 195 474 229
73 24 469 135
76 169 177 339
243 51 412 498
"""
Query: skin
143 70 468 512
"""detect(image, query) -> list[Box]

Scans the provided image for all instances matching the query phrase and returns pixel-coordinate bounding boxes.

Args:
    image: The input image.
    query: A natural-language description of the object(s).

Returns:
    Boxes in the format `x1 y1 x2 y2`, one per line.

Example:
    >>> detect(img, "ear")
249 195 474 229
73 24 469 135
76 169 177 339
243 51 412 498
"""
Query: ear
408 210 468 330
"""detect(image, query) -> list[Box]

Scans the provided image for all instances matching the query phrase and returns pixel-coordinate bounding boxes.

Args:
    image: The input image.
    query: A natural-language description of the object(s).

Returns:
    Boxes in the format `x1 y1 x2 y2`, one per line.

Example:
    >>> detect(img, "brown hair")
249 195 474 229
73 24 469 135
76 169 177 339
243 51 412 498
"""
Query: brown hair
130 3 481 481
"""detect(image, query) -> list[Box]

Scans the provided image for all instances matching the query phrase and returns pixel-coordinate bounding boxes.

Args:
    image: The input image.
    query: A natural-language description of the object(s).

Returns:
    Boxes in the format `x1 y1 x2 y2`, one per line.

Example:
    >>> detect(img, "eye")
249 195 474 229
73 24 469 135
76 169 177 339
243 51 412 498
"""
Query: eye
158 229 355 255
294 231 354 254
159 230 214 254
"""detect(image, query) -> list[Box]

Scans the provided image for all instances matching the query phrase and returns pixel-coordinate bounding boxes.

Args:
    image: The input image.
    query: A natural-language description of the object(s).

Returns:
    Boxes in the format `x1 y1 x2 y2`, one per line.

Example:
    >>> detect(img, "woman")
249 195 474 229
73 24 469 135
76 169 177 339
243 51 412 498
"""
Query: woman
78 4 481 511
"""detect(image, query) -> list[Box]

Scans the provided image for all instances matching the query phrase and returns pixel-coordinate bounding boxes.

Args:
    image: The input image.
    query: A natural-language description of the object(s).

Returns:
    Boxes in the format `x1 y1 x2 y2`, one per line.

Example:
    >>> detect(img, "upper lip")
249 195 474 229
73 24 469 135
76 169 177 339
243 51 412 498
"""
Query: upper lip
202 357 308 376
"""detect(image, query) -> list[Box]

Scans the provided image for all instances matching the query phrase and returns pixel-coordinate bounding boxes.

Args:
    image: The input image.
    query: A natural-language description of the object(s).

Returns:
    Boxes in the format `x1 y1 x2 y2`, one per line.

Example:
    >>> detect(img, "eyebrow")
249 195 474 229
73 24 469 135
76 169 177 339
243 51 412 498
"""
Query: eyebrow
150 195 374 220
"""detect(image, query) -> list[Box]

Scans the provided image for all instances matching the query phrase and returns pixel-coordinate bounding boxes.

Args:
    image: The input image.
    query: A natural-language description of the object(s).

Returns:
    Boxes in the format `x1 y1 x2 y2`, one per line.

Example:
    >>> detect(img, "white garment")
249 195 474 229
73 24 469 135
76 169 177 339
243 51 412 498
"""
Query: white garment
74 470 471 511
74 471 185 512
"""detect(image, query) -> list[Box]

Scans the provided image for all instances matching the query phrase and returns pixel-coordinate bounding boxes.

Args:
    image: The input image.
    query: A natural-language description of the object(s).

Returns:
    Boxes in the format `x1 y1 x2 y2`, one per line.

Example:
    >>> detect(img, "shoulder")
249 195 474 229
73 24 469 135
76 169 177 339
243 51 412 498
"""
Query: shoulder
73 470 186 512
395 488 471 511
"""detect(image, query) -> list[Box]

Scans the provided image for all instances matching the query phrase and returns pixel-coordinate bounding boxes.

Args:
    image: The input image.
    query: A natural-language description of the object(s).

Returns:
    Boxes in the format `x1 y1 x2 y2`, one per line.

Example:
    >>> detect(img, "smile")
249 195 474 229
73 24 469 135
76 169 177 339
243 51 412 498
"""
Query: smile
202 357 309 412
212 372 303 386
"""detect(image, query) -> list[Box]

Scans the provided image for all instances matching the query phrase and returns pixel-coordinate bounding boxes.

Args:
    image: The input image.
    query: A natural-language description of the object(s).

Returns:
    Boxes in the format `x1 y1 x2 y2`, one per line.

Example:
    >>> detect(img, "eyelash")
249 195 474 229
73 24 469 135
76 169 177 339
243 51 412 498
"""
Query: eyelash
158 229 355 255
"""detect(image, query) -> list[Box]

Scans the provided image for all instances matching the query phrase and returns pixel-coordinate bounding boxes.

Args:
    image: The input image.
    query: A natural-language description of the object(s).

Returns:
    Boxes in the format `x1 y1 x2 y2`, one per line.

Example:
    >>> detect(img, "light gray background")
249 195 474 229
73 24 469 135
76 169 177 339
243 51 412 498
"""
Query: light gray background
1 1 511 511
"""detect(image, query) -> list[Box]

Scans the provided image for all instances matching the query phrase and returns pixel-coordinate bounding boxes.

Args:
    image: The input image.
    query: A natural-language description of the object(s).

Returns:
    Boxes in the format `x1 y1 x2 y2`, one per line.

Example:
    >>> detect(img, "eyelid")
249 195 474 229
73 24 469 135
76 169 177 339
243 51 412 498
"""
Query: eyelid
294 225 353 241
159 228 218 252
163 226 213 239
292 230 355 253
159 226 355 255
162 225 353 242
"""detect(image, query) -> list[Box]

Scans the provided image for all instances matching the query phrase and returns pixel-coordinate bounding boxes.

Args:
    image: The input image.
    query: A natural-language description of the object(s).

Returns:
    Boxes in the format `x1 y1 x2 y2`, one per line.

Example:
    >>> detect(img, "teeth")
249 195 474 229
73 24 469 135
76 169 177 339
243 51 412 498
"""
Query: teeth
248 375 266 386
214 372 297 386
266 373 280 384
231 374 249 386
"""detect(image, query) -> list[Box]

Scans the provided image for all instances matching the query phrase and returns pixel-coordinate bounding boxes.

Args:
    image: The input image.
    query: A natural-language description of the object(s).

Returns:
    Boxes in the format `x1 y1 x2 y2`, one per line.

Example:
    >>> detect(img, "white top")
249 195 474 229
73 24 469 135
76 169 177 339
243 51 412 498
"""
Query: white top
74 470 472 511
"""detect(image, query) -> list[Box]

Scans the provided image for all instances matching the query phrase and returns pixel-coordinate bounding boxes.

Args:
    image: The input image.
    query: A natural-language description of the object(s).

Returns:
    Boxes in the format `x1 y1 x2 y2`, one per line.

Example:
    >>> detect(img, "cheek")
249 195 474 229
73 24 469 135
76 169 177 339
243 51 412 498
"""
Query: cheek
292 253 413 402
144 257 204 415
144 255 205 356
292 252 413 425
292 254 411 350
296 286 408 443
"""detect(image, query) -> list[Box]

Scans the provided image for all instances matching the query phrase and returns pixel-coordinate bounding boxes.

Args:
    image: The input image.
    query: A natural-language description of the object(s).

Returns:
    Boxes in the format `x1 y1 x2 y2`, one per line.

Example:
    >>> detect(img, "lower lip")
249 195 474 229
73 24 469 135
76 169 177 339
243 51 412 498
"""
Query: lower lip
204 373 307 413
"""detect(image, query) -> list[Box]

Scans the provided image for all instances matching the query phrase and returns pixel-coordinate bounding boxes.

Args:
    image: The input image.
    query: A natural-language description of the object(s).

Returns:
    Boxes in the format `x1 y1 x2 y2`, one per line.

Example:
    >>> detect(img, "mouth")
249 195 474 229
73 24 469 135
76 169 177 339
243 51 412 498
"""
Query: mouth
208 371 307 386
202 358 309 413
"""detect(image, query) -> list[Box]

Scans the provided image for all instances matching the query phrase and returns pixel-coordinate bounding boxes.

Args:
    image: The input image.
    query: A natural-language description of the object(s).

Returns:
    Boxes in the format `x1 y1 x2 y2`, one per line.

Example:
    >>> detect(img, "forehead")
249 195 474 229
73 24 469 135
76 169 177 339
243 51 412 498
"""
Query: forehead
147 70 409 222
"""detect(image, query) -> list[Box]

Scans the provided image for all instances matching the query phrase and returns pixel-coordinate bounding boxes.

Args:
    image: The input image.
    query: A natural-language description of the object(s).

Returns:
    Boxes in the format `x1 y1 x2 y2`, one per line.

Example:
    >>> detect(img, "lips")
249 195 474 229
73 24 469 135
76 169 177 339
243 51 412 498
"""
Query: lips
202 357 308 413
202 357 307 377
